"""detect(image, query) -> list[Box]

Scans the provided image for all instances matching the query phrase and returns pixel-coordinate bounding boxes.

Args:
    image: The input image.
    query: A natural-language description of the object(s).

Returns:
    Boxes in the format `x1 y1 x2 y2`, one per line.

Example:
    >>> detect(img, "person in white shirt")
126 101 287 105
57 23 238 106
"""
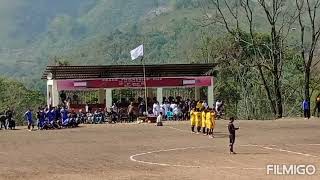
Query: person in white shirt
112 103 118 113
156 112 163 126
153 102 160 116
165 101 170 115
170 102 177 112
85 104 89 113
159 103 165 117
215 100 222 112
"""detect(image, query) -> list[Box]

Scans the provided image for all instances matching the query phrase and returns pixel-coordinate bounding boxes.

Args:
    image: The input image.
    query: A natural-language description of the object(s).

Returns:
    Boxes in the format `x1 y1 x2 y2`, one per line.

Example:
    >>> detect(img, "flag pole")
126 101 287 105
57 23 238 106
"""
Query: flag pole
141 56 148 115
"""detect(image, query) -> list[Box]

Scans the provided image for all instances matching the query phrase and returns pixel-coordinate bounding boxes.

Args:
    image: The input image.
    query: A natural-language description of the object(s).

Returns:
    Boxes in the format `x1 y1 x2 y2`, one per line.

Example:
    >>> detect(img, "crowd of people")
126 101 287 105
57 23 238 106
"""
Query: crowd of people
135 97 225 120
0 95 226 131
0 108 15 130
24 106 82 131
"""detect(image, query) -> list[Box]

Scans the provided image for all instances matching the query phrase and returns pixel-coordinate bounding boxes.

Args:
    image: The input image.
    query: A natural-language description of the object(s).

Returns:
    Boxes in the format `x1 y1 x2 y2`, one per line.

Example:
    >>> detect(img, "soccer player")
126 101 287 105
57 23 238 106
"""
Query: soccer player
228 117 239 154
201 109 207 135
210 109 216 138
205 109 212 137
195 109 202 134
190 108 196 133
24 108 34 131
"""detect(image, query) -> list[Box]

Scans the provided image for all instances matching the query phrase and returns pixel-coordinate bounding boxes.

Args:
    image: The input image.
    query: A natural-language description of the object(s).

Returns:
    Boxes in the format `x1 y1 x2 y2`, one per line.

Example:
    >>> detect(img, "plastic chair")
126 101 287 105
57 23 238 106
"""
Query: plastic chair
166 111 174 121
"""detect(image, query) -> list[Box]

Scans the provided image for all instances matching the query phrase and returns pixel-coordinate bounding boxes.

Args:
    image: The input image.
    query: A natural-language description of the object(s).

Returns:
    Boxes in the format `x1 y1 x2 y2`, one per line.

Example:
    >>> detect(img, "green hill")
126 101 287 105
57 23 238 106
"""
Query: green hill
0 0 302 90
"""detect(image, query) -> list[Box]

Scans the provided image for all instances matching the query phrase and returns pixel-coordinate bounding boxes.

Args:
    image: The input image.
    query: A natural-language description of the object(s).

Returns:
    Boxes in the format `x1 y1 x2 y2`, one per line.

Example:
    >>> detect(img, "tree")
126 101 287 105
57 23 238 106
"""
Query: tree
296 0 320 116
200 0 297 118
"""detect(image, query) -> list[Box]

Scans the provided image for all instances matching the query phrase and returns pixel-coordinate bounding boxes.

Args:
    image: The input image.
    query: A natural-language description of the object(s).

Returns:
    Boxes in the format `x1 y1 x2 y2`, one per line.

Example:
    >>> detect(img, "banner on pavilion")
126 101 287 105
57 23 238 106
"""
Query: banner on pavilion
57 76 213 91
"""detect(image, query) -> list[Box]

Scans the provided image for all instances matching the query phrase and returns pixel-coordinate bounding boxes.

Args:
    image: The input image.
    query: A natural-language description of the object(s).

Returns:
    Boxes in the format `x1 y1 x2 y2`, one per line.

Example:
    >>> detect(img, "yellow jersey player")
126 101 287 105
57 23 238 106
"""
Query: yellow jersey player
211 109 216 138
195 110 202 134
201 110 207 135
205 110 212 137
190 108 196 133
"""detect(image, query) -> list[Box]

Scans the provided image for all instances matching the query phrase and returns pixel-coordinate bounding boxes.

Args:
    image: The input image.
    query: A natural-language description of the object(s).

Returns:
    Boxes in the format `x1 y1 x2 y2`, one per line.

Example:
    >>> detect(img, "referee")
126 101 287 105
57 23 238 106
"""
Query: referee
228 117 239 154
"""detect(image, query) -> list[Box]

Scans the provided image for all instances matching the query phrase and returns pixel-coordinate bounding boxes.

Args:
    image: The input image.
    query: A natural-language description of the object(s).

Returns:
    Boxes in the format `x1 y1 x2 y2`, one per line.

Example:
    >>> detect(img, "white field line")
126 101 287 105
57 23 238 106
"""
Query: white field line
129 146 264 170
259 146 319 158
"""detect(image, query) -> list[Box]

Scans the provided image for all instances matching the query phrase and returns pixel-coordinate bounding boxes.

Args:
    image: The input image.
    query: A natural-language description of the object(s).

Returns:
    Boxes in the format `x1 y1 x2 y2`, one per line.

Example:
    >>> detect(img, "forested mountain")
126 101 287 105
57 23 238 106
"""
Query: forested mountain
1 0 319 120
0 0 204 88
0 0 250 89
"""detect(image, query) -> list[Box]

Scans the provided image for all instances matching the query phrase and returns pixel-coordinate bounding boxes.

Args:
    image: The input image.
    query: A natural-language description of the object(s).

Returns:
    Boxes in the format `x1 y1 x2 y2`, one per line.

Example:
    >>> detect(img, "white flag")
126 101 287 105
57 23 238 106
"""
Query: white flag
130 44 144 60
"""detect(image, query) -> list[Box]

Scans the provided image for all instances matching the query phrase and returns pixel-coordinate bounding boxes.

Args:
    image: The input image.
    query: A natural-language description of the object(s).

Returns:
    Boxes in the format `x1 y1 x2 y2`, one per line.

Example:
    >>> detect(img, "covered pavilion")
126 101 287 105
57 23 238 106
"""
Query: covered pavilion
42 63 216 110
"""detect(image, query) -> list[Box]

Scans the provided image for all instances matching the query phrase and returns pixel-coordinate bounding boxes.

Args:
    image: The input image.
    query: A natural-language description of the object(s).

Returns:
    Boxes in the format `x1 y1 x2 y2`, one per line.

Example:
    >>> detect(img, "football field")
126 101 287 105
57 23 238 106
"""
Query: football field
0 119 319 180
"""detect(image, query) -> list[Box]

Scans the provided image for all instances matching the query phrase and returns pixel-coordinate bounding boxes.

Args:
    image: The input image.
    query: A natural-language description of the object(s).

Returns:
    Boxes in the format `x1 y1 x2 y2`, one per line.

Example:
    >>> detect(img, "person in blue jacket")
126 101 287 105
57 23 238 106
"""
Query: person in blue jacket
302 99 310 119
61 107 69 127
38 108 46 130
24 108 34 131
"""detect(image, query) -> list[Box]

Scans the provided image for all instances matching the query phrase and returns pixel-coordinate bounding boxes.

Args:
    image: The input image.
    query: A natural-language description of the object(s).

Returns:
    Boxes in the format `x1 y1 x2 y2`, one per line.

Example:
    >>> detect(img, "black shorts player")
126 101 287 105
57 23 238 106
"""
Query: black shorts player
228 117 239 154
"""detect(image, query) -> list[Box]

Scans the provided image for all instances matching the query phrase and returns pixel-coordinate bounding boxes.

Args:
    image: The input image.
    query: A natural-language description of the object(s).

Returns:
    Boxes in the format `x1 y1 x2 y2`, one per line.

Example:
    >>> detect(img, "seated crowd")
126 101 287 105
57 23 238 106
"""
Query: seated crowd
1 96 225 131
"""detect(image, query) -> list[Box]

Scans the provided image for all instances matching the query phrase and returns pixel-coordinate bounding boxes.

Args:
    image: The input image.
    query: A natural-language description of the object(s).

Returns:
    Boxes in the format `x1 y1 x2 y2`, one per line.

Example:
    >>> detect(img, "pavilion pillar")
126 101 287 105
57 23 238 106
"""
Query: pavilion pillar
147 88 153 99
98 89 106 104
195 87 201 101
156 88 163 104
47 80 59 107
105 89 113 109
207 77 214 108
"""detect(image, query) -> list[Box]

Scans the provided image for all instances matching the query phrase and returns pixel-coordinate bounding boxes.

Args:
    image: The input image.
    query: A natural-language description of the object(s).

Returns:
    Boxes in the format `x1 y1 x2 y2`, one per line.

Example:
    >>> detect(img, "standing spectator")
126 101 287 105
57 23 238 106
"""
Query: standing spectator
0 113 6 130
313 95 320 117
128 102 134 122
85 104 89 113
153 102 160 116
5 108 15 130
36 107 42 130
215 100 222 112
302 99 310 119
24 108 34 131
159 103 165 118
66 98 71 109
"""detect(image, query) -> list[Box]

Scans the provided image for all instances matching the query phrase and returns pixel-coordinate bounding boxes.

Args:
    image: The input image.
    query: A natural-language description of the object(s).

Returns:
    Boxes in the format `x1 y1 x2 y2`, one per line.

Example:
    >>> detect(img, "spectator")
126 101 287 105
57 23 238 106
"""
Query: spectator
5 108 15 130
0 113 7 130
314 95 320 117
153 102 160 116
128 102 134 122
112 103 118 113
302 99 310 119
138 101 146 116
24 108 34 131
156 112 163 126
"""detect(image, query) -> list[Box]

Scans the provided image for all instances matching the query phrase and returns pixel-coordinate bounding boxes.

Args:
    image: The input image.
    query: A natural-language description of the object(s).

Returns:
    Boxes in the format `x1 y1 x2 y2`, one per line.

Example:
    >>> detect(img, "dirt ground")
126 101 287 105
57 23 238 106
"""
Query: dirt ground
0 118 320 180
